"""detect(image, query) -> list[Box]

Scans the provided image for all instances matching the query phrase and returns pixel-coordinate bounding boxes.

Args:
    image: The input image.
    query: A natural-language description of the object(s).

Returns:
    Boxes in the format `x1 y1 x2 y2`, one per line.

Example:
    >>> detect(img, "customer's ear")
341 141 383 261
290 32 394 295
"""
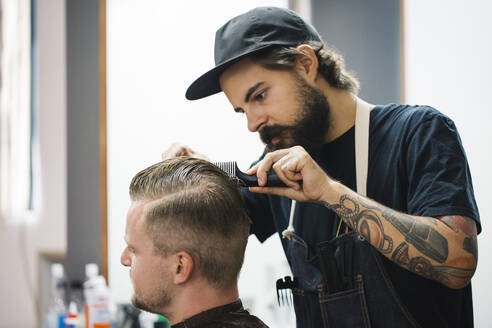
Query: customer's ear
172 251 194 285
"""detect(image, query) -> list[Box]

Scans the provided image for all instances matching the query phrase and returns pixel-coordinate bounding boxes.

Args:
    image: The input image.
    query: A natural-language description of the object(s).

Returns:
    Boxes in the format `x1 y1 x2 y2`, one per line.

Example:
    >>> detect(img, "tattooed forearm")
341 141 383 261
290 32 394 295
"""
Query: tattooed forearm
322 194 448 261
463 236 478 262
322 192 477 288
391 242 474 285
439 215 478 262
392 242 410 266
382 208 448 263
324 195 393 254
439 215 473 235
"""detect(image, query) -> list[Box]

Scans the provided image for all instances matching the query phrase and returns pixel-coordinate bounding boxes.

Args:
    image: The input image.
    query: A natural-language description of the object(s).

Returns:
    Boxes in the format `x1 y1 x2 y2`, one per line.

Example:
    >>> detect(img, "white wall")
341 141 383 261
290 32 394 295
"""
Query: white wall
404 1 492 326
107 1 295 326
0 0 67 327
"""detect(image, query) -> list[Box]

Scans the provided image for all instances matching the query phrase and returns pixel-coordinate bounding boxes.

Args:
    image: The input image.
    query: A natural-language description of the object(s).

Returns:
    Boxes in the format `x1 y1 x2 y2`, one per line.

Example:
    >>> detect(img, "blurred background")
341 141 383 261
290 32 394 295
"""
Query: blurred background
0 0 491 327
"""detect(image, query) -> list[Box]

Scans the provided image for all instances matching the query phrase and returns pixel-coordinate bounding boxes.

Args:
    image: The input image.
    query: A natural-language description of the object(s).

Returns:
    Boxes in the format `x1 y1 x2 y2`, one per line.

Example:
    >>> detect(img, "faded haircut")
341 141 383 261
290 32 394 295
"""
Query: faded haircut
129 157 251 289
252 41 360 94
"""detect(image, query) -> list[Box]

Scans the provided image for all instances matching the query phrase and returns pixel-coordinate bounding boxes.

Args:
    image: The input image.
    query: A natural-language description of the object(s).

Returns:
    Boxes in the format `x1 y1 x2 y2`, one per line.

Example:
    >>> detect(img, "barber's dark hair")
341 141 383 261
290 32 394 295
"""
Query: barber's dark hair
129 157 251 289
252 41 359 94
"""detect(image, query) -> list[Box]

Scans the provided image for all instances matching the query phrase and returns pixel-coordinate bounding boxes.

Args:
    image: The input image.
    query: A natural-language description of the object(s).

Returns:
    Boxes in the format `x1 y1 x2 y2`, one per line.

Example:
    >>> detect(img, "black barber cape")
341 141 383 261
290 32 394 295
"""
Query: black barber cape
171 300 268 328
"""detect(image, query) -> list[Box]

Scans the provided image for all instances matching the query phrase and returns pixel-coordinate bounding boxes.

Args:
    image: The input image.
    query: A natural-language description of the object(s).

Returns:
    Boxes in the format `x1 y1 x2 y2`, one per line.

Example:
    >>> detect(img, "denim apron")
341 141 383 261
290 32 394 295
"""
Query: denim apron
284 98 423 328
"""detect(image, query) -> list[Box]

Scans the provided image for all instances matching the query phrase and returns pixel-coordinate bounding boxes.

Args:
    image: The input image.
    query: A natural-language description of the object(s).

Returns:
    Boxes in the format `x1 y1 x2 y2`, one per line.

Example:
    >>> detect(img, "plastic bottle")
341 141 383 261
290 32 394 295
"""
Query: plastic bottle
64 301 82 328
69 281 85 326
46 263 67 328
154 315 171 328
83 263 111 328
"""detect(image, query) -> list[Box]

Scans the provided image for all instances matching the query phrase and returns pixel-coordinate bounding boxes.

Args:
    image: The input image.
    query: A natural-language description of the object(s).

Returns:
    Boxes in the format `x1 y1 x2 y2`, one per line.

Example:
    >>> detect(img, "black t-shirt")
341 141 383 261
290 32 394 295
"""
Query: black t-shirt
240 104 481 327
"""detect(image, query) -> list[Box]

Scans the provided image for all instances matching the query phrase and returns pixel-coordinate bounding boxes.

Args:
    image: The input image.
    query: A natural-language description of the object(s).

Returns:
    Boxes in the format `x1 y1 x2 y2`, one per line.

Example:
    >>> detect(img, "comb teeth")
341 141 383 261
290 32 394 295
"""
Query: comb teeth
213 161 237 176
276 276 296 307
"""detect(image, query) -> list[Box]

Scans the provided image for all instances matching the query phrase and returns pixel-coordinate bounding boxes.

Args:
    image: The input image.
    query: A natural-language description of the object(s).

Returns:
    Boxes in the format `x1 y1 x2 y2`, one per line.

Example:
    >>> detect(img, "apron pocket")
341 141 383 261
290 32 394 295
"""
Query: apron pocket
318 275 371 328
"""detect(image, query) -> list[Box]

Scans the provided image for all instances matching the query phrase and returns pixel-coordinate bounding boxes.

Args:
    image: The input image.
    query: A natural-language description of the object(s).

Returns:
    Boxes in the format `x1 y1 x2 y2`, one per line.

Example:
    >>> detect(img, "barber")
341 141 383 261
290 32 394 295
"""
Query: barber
163 7 480 328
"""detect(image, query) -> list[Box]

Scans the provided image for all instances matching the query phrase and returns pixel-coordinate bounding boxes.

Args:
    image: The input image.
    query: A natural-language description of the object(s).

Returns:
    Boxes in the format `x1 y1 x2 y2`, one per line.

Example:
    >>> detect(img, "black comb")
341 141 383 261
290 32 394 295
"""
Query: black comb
276 276 297 307
213 161 287 187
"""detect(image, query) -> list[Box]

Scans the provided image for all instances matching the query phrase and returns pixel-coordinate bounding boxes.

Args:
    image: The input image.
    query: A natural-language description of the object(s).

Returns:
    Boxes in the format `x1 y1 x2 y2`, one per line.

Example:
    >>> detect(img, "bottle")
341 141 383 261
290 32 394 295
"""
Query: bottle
64 301 82 328
69 281 85 326
46 263 67 328
84 264 97 328
139 311 158 328
83 263 111 328
154 315 171 328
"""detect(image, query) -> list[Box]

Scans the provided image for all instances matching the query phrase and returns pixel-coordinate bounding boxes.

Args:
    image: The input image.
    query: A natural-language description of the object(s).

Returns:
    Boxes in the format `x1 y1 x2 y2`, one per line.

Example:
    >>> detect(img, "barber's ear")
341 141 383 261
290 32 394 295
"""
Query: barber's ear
172 251 194 285
294 44 319 84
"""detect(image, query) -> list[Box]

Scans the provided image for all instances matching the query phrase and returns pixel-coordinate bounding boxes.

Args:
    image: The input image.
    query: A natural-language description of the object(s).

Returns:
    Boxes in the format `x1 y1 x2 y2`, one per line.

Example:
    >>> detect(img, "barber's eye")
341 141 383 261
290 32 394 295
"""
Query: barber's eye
255 90 266 101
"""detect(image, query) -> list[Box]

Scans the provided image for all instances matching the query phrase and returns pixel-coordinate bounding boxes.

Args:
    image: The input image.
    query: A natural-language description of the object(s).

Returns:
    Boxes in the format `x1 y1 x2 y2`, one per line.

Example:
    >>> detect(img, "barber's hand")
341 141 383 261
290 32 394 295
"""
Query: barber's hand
161 142 209 161
246 145 332 203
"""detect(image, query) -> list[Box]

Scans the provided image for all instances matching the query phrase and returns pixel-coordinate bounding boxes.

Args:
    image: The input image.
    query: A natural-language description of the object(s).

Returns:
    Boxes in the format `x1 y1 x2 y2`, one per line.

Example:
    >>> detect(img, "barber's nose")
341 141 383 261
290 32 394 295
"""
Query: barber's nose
121 247 131 267
246 109 268 132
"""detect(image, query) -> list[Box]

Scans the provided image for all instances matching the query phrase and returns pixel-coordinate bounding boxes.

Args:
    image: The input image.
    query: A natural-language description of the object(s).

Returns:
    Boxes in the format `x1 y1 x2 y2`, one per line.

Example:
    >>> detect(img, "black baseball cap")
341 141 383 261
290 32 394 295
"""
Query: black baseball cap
185 7 322 100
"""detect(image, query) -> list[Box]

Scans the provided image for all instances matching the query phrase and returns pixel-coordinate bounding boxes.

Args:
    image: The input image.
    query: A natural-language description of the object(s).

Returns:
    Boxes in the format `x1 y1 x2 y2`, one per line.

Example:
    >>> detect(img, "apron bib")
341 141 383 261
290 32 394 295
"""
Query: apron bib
284 98 422 328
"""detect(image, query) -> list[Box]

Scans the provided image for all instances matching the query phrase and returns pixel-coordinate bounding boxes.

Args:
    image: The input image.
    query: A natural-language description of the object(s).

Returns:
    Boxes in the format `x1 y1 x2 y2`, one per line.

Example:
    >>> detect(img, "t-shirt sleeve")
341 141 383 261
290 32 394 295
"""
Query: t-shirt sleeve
239 187 277 242
404 112 481 233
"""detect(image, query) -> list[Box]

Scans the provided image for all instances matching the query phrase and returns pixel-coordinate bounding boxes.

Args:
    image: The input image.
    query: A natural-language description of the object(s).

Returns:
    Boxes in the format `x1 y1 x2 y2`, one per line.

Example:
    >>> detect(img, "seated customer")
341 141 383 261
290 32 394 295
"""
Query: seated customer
121 157 268 327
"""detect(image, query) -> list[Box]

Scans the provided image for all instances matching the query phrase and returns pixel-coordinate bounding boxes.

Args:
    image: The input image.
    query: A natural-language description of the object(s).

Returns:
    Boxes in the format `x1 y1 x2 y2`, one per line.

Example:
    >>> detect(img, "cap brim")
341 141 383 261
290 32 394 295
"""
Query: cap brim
185 63 228 100
185 44 282 100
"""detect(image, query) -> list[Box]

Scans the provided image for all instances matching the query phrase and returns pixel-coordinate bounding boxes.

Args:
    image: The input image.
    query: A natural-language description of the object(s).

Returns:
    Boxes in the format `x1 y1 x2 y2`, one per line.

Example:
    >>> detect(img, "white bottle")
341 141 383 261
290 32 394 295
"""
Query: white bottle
46 263 67 328
64 301 83 328
83 263 111 328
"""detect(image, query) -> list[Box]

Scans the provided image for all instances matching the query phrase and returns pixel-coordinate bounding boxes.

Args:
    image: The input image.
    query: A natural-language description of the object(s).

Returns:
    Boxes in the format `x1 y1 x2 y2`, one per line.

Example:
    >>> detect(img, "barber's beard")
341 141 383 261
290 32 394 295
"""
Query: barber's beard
259 76 330 156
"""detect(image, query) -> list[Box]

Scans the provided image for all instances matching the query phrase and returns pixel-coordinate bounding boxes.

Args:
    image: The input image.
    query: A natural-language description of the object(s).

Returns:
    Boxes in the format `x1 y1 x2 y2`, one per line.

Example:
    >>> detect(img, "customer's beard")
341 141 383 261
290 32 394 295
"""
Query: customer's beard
259 75 330 156
131 286 172 316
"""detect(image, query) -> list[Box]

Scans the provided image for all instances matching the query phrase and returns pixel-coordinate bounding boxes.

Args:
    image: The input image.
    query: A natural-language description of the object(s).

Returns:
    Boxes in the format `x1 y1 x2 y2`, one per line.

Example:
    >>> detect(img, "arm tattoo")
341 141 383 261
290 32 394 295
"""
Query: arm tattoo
392 242 474 285
381 208 448 263
439 215 473 235
322 194 447 262
439 215 478 262
321 194 476 285
325 195 393 253
463 236 478 262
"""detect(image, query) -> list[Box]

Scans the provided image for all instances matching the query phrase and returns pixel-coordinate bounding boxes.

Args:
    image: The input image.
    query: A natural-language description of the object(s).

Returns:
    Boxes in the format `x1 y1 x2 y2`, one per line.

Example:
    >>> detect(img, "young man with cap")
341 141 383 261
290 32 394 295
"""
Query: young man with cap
164 7 480 328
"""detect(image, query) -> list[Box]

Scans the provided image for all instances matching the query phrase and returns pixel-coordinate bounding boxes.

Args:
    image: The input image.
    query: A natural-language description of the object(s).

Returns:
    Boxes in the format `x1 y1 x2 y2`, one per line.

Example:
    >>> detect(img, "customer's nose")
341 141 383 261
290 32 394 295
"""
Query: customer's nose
120 247 131 267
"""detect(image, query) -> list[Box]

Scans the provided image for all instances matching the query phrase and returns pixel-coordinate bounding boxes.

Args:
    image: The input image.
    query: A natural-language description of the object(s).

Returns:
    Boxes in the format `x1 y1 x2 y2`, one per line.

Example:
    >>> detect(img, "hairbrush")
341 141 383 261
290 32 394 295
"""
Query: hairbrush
213 161 287 187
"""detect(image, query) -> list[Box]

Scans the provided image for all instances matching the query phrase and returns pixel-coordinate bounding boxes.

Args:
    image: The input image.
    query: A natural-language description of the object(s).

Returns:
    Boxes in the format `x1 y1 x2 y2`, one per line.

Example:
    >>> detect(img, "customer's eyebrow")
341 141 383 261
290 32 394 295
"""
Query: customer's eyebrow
244 82 265 103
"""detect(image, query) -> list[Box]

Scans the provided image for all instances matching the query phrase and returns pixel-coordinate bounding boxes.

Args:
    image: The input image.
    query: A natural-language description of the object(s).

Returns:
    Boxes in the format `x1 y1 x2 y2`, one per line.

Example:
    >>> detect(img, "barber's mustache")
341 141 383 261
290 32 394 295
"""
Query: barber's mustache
259 124 294 145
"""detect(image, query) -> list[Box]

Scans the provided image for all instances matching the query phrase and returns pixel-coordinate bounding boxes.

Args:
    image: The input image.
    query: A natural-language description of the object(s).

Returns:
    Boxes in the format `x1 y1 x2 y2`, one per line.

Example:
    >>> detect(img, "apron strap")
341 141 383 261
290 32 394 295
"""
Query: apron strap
355 97 374 196
282 97 374 239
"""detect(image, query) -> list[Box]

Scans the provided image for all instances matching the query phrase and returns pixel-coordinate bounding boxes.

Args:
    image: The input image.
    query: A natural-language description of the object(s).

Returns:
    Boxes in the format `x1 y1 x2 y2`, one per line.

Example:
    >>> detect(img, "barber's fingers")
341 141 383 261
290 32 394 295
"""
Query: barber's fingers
274 152 304 177
246 149 291 185
161 142 209 161
247 147 308 188
162 142 188 159
272 154 303 190
249 185 306 201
